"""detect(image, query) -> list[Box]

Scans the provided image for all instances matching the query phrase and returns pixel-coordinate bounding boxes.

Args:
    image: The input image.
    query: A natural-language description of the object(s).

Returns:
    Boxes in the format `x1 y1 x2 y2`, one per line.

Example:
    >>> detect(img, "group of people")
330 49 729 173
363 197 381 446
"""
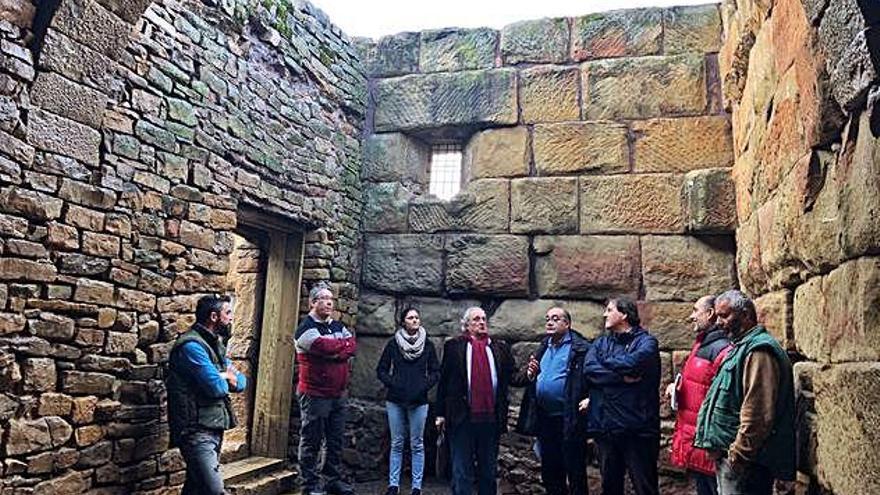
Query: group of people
165 285 795 495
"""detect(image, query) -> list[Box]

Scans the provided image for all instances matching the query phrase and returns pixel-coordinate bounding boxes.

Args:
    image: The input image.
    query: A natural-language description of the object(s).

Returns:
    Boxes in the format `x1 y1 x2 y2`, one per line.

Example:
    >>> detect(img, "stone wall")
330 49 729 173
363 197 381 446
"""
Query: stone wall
720 0 880 493
0 0 365 492
353 6 737 492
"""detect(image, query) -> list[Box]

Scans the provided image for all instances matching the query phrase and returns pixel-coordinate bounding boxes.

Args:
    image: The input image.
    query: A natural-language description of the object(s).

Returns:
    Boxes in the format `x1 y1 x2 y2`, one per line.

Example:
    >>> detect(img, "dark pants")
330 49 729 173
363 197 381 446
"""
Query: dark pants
298 394 352 494
595 434 659 495
179 429 225 495
715 458 773 495
449 420 499 495
692 470 718 495
538 414 587 495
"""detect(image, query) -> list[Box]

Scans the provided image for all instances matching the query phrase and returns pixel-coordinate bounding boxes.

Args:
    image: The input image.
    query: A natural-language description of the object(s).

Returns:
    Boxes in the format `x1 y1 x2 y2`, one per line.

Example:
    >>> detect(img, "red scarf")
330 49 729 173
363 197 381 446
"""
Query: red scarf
468 335 495 422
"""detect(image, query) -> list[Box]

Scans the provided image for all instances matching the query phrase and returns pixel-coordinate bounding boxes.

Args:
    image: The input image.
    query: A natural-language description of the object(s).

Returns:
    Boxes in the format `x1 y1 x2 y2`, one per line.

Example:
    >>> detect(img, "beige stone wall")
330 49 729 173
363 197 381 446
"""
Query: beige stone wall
356 6 736 492
720 0 880 492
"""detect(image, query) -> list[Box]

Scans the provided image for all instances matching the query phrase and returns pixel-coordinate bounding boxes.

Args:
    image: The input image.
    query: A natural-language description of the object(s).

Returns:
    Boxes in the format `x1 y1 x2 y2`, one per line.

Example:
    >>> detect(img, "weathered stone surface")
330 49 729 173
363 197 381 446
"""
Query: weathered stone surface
0 0 36 28
31 71 107 129
58 179 116 210
793 258 880 363
362 235 445 295
38 392 74 416
61 370 115 395
583 54 706 120
22 357 56 392
58 253 108 276
683 168 736 233
571 8 662 61
356 292 397 335
0 186 63 221
637 301 696 349
510 177 578 234
374 69 518 132
0 312 26 335
519 66 580 123
420 28 497 73
40 29 117 92
491 299 604 341
409 179 509 233
362 182 411 233
534 235 641 299
580 174 685 233
349 336 387 399
641 235 736 301
466 126 529 179
28 109 101 166
663 5 722 54
362 132 428 183
839 110 880 259
633 116 733 173
398 296 483 337
754 289 792 349
533 122 629 175
812 363 880 495
0 258 58 282
53 0 132 60
356 32 420 78
179 220 215 251
105 331 138 355
6 418 52 455
446 235 529 296
500 18 568 64
32 470 87 495
74 278 115 304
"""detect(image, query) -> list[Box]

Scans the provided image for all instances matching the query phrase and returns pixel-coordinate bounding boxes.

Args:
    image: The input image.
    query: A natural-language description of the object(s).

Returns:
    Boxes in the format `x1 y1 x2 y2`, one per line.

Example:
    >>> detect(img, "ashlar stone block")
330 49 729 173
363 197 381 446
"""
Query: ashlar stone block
571 8 663 61
362 235 445 295
500 18 569 64
399 296 483 337
641 235 736 301
409 179 509 233
580 173 685 233
490 299 604 342
519 65 580 123
28 109 101 166
466 126 529 179
445 235 529 296
633 115 733 173
533 235 641 300
683 168 736 233
362 133 428 183
663 5 723 54
637 301 696 350
362 182 412 233
355 32 420 78
510 177 578 234
533 122 629 175
419 28 497 73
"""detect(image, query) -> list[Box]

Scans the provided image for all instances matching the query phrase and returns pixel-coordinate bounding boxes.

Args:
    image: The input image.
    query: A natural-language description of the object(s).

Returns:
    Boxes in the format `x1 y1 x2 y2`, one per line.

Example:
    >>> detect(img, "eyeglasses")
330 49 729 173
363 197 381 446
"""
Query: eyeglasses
314 296 334 301
545 316 566 323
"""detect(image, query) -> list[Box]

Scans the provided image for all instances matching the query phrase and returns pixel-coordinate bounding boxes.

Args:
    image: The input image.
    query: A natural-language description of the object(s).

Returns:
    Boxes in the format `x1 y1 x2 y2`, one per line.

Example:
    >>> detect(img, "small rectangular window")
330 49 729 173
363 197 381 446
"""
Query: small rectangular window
429 143 463 201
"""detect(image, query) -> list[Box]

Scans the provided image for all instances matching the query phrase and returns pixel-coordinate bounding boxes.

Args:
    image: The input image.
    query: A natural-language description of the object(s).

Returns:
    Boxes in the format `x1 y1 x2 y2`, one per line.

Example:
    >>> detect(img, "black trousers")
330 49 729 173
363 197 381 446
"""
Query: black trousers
594 434 659 495
537 414 588 495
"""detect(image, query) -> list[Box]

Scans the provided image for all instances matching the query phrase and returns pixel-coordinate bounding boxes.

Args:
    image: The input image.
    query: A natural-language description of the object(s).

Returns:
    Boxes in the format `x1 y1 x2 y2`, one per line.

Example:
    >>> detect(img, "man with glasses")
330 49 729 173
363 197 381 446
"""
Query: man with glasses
515 306 592 495
295 284 358 495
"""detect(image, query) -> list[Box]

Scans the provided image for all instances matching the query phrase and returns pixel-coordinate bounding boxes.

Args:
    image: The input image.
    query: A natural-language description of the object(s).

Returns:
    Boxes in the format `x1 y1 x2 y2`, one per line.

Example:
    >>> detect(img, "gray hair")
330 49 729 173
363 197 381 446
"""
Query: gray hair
716 290 756 321
308 283 332 303
697 295 716 311
459 306 485 332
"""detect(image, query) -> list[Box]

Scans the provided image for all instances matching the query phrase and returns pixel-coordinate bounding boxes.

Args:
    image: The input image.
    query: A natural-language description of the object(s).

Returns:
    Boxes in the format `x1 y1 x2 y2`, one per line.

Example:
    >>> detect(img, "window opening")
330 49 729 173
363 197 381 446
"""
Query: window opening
428 143 463 201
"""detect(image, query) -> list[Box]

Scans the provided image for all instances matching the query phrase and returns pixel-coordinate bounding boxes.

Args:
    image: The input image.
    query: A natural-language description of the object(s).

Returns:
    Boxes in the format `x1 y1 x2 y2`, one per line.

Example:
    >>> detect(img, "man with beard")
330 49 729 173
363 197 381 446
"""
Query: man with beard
667 295 731 495
694 290 795 495
166 294 247 495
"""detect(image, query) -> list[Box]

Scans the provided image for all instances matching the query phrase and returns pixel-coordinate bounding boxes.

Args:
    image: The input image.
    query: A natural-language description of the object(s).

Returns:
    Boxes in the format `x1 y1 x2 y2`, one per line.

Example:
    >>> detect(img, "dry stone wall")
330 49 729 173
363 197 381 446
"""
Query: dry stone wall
354 6 737 492
720 0 880 493
0 0 365 492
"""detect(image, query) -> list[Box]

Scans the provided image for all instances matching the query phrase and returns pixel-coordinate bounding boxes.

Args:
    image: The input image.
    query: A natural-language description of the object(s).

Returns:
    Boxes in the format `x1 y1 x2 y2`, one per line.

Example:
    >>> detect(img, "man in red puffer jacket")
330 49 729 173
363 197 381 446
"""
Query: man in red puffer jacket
667 295 731 495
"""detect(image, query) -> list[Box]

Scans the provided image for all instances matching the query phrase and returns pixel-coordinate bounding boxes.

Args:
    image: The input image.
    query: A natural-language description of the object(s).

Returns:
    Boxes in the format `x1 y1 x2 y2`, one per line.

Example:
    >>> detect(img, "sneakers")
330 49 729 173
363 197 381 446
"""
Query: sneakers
384 487 399 495
325 481 356 495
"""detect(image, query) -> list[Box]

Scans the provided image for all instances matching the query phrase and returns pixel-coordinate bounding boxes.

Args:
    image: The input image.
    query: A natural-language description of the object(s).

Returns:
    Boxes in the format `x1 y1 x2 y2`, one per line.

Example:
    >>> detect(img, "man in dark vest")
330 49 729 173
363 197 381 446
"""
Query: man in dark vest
667 295 731 495
167 294 247 495
694 290 795 495
515 306 591 495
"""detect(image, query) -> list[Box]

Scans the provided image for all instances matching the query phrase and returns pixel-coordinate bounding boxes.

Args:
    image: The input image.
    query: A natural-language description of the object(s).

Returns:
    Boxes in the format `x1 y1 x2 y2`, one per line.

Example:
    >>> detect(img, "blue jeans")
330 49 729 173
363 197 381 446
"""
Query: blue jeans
386 402 429 489
715 458 773 495
449 420 499 495
692 470 718 495
179 429 225 495
298 394 350 494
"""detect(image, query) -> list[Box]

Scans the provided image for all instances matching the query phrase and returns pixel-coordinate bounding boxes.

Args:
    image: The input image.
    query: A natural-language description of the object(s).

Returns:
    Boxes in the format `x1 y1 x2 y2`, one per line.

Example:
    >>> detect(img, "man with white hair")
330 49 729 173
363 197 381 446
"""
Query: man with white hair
435 307 516 495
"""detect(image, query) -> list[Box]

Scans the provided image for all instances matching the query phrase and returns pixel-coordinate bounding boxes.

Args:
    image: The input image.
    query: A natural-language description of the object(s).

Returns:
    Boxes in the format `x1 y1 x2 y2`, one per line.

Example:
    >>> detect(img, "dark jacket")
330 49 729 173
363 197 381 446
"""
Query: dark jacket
515 330 591 439
376 336 441 406
435 335 516 432
295 315 357 398
583 326 660 437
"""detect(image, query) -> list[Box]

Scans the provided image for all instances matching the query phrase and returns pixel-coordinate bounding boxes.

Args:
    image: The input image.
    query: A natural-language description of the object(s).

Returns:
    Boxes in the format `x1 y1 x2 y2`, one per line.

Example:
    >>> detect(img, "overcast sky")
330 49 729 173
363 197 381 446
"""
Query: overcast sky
311 0 715 39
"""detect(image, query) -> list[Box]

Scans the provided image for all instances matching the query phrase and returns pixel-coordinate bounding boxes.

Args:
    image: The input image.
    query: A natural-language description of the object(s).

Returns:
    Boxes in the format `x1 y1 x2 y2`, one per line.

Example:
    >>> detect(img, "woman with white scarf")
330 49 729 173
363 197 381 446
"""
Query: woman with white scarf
376 307 441 495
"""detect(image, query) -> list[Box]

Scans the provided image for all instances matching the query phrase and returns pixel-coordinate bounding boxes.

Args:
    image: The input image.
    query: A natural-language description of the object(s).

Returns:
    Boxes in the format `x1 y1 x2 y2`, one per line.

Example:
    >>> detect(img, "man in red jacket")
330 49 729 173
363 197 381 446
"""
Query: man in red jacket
667 295 731 495
295 284 357 495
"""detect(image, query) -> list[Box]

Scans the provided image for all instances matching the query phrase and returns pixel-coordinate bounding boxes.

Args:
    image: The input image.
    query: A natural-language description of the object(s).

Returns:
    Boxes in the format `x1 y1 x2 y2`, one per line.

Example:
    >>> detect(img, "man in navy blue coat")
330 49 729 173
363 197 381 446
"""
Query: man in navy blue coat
583 297 660 495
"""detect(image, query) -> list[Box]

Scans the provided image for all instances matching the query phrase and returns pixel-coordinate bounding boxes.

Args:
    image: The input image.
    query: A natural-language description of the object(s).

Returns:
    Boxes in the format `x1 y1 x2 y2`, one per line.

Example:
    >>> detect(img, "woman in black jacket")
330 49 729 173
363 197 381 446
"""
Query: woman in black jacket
376 307 440 495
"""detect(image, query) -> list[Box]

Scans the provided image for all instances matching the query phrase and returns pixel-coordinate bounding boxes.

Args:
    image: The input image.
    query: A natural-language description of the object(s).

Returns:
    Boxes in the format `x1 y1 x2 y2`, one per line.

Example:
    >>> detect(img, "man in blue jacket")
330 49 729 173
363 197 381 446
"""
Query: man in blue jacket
583 297 660 495
166 294 247 495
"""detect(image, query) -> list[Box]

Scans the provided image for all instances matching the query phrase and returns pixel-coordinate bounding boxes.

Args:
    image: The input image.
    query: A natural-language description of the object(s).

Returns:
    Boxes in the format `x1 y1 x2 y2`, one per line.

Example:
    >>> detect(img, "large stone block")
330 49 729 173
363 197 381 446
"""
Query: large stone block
641 235 736 301
0 258 57 282
362 133 428 183
349 336 387 399
446 235 529 296
571 8 662 61
637 301 696 350
663 5 722 54
500 18 569 64
754 289 792 349
420 28 497 73
362 235 445 295
839 110 880 259
580 174 685 233
534 235 641 299
793 258 880 363
5 418 52 455
398 296 483 337
466 127 529 179
519 66 580 123
374 69 518 132
356 292 397 336
31 71 107 129
39 30 117 92
812 363 880 495
0 186 64 221
22 357 56 392
362 182 411 233
683 168 736 233
52 0 132 60
61 371 115 395
632 116 733 173
409 179 509 233
491 299 604 342
735 213 768 295
28 109 101 166
533 122 629 175
510 177 578 234
582 54 706 120
355 32 419 78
